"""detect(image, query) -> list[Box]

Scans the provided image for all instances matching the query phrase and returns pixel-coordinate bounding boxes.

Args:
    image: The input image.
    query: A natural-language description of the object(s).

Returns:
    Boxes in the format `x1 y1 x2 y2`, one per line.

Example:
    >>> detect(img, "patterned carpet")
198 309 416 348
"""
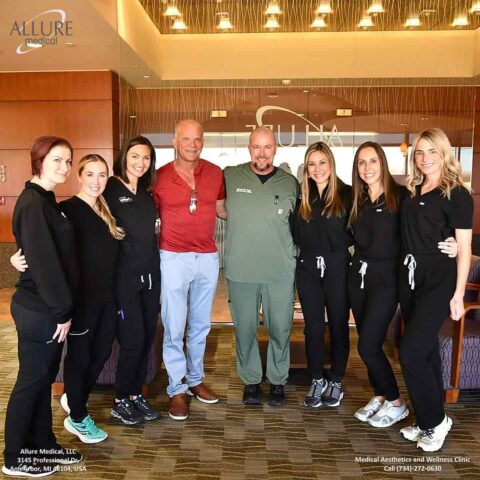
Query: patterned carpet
0 322 479 479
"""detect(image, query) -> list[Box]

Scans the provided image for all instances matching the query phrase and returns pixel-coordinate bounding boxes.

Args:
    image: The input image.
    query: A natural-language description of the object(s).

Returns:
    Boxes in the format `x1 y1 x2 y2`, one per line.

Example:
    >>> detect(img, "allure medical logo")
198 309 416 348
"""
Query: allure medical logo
10 9 72 55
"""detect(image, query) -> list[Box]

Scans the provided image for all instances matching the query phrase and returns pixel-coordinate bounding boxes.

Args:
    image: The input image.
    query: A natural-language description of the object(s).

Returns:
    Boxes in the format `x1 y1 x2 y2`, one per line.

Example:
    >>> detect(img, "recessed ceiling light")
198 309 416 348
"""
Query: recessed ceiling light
452 15 469 26
164 3 180 17
311 16 327 28
264 15 280 29
358 15 374 28
471 1 480 13
368 1 384 14
316 1 333 14
172 17 187 30
217 13 233 30
265 1 281 15
405 16 421 27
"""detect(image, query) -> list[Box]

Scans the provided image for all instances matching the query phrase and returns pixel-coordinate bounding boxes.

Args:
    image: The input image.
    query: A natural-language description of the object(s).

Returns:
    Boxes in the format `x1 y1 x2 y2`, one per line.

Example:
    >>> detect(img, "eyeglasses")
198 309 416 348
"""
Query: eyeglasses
189 189 198 214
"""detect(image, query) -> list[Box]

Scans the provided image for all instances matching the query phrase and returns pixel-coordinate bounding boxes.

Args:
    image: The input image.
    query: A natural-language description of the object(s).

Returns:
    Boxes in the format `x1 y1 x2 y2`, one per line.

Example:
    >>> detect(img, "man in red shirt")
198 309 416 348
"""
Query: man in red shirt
153 119 226 421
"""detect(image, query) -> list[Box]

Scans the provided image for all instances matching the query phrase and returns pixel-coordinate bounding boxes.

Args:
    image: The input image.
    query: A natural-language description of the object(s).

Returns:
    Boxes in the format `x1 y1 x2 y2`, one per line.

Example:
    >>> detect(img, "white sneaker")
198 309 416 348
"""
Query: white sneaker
354 397 384 422
400 423 423 442
417 416 453 452
60 393 70 414
368 399 409 428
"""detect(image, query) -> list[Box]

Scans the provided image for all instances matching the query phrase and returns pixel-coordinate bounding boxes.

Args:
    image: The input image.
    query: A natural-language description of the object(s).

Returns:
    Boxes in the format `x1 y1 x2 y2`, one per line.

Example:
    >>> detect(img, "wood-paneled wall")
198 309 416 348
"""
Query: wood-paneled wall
0 71 119 242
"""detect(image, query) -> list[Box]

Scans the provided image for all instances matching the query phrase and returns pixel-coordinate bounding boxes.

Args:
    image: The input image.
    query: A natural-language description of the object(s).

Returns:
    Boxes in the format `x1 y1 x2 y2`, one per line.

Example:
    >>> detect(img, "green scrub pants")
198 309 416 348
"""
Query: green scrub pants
227 279 295 385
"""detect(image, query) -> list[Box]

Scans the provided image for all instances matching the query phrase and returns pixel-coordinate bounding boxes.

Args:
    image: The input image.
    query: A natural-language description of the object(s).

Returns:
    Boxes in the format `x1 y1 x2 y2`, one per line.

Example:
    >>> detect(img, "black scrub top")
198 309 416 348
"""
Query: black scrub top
60 196 119 304
401 185 473 255
293 179 353 254
103 177 159 281
351 185 408 260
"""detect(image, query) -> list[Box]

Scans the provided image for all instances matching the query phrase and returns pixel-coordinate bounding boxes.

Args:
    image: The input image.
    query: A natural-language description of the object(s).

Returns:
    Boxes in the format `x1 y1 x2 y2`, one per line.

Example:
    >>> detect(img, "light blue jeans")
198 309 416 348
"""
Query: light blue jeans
160 250 219 397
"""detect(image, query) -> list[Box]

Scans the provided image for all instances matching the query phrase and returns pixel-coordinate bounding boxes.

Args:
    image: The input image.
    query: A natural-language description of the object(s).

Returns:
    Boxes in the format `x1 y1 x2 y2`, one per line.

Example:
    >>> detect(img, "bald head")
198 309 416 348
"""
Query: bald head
248 126 277 175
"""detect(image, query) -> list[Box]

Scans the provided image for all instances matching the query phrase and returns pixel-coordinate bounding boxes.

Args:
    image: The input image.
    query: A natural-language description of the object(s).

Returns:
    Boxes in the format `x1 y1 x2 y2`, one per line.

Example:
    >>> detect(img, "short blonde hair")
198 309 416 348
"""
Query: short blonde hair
406 128 469 199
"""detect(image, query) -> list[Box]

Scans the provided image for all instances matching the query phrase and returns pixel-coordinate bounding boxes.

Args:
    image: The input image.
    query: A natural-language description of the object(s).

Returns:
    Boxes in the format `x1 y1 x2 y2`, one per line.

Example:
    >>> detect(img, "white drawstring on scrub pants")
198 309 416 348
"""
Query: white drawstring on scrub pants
316 256 326 278
404 254 417 290
359 261 368 289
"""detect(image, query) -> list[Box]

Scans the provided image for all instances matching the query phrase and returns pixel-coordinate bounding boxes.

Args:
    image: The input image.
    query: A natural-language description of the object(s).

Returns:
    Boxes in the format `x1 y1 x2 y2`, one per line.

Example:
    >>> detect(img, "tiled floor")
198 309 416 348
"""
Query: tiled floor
0 287 479 479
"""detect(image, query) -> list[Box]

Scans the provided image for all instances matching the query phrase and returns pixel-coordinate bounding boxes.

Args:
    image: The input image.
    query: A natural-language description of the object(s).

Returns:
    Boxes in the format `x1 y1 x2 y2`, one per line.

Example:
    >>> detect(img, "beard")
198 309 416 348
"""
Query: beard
252 158 272 172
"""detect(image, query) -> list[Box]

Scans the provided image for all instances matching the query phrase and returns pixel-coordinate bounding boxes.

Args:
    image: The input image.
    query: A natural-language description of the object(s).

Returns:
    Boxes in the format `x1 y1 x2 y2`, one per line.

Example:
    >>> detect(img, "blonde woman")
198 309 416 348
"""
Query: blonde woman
399 129 473 452
12 154 124 444
293 142 352 408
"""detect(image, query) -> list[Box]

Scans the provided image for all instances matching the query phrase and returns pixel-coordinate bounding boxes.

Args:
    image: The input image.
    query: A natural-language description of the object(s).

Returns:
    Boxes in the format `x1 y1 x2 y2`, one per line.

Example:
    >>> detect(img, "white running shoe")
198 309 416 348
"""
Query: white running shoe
368 399 409 428
354 397 384 422
60 393 70 414
417 416 453 452
400 423 423 442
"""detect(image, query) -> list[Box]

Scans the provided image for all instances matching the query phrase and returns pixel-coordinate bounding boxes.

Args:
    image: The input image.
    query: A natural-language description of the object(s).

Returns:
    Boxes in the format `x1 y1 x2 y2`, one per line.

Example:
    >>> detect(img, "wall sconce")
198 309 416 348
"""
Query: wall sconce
0 165 6 182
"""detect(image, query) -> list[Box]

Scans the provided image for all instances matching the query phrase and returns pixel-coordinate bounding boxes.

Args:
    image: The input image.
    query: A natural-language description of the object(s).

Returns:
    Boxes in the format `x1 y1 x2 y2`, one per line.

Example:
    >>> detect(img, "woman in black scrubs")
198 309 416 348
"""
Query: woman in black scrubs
399 129 472 452
3 136 81 477
103 136 161 425
293 142 352 408
348 142 410 428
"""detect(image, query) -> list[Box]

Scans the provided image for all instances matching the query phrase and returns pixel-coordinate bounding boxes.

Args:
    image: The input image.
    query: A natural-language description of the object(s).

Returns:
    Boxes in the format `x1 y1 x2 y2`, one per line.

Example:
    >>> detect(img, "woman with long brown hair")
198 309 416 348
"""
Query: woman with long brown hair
399 129 472 452
293 142 352 408
348 141 409 428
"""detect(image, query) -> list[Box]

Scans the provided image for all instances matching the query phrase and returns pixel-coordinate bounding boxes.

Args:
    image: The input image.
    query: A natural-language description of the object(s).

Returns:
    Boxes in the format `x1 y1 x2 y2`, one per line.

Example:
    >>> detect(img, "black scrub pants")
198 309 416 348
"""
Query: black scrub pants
4 301 63 467
348 255 400 401
64 299 117 422
296 251 350 382
399 254 456 431
115 275 160 399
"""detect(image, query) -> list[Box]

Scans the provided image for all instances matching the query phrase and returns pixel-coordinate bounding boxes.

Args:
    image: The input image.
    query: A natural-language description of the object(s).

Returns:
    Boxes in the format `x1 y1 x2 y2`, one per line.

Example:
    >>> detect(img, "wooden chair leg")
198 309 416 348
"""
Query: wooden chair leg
444 388 460 403
52 382 64 397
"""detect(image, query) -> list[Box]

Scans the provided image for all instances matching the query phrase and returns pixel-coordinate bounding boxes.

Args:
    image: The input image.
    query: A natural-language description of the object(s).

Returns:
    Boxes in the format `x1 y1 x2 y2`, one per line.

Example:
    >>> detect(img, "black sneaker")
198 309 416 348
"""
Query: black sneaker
45 445 83 464
111 398 144 425
268 384 285 407
242 384 262 405
131 395 161 421
2 463 58 477
322 380 344 407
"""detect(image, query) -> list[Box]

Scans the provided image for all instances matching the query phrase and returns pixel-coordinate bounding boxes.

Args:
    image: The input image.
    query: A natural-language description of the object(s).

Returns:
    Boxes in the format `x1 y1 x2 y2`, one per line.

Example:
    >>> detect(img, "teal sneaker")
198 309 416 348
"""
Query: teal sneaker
64 415 108 444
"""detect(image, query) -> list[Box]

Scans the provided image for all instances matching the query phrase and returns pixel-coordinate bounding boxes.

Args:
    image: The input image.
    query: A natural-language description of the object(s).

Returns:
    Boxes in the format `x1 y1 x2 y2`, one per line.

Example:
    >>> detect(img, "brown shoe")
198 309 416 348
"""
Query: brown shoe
187 383 219 404
168 393 189 420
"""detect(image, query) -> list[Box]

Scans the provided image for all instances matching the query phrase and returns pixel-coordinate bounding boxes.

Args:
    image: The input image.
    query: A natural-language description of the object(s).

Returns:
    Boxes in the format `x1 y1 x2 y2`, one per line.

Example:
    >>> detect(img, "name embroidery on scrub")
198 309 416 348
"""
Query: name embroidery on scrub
119 196 133 203
236 188 252 194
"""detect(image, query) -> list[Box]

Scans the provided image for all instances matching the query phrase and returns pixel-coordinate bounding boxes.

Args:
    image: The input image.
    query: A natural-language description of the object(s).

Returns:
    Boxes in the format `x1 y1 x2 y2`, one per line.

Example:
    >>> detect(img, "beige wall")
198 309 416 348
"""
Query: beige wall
475 28 480 76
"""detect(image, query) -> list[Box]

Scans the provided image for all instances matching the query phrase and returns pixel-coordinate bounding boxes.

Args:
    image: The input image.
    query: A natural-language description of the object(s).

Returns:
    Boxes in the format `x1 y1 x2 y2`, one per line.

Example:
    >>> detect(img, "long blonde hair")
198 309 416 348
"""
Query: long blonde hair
349 142 400 227
78 154 125 240
299 142 345 221
406 128 470 198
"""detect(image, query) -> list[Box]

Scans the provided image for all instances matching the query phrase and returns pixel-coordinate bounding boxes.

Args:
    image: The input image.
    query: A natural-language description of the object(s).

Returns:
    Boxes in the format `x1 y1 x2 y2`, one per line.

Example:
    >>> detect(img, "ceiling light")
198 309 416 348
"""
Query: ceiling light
217 14 233 30
311 16 327 28
358 15 374 28
471 1 480 13
405 16 421 27
267 93 279 98
368 1 384 14
172 17 187 30
265 1 281 15
316 2 333 14
452 15 469 26
264 15 280 29
164 3 180 17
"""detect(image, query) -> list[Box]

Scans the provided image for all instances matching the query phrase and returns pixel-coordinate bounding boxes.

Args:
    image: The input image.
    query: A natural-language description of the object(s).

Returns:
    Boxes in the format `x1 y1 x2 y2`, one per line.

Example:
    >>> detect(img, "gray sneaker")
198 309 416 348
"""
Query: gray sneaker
304 379 327 408
368 399 409 428
354 397 384 422
321 380 344 407
400 423 423 442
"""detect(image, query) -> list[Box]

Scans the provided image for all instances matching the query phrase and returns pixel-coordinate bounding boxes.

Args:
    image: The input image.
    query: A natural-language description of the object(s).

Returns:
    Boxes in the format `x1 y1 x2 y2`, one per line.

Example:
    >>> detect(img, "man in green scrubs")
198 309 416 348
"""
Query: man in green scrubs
224 126 299 406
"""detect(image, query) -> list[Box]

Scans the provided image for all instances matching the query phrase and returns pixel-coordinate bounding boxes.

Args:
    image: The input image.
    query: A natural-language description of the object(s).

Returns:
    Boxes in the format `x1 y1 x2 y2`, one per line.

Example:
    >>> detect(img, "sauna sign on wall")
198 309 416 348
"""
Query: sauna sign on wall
10 9 72 55
246 106 343 147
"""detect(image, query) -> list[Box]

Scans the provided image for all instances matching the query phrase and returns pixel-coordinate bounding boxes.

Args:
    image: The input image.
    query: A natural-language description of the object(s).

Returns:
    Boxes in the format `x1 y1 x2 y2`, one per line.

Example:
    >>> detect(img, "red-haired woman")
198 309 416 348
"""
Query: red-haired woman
3 136 81 477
